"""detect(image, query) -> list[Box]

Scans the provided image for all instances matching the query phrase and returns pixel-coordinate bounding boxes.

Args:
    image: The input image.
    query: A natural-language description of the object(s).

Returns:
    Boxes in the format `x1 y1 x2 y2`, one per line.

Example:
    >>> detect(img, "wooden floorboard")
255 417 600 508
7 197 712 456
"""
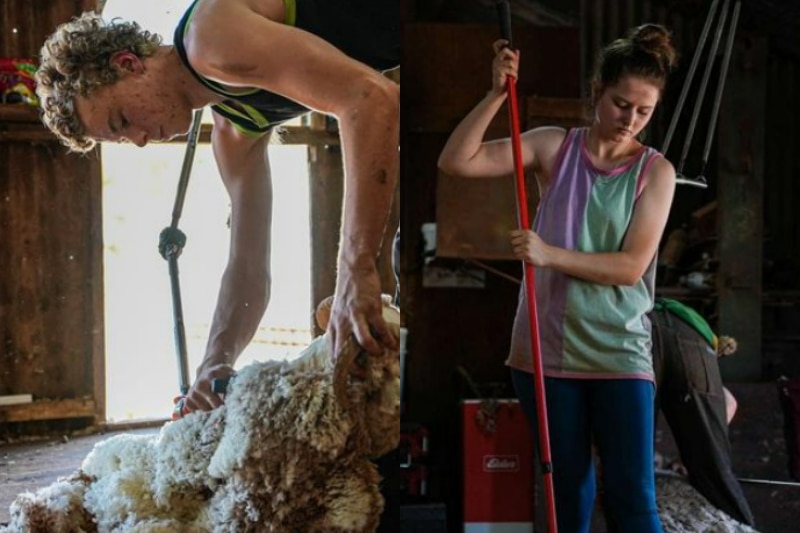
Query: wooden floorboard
0 426 160 525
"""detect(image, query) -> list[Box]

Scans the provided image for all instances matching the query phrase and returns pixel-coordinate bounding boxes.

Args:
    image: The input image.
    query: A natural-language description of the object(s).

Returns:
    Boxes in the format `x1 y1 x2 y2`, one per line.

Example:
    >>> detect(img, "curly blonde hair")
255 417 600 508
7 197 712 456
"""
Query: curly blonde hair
35 11 162 152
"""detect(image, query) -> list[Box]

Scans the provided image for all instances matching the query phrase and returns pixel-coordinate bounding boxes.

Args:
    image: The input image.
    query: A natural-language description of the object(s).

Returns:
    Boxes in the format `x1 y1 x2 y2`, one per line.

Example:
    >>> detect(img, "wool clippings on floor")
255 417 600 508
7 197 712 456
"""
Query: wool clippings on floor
657 476 758 533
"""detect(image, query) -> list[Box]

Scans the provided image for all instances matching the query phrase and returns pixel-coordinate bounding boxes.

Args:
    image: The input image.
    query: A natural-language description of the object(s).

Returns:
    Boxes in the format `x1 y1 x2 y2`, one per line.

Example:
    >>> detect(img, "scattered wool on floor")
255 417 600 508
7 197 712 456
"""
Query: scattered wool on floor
1 298 401 533
657 476 759 533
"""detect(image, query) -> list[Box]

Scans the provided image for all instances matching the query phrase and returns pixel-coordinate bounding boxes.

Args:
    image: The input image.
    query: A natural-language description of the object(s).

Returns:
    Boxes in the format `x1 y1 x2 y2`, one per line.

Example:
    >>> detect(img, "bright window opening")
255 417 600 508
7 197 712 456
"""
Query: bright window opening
103 141 312 422
101 0 312 422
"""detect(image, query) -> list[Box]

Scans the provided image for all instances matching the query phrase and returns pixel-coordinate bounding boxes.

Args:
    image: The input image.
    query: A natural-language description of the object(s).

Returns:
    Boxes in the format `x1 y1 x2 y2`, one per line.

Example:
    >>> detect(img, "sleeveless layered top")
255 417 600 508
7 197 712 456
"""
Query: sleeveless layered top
506 128 663 381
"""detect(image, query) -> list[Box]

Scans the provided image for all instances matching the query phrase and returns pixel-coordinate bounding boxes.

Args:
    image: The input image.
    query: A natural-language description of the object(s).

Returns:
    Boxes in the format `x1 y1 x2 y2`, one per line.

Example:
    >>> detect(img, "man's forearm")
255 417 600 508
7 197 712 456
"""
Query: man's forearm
205 118 274 370
336 79 399 267
202 257 271 369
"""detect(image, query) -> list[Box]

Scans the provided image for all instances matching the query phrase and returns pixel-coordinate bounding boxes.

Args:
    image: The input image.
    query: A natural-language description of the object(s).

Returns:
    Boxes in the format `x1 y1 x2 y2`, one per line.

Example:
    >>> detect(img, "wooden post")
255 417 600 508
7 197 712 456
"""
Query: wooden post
306 91 399 335
716 36 766 382
308 113 344 335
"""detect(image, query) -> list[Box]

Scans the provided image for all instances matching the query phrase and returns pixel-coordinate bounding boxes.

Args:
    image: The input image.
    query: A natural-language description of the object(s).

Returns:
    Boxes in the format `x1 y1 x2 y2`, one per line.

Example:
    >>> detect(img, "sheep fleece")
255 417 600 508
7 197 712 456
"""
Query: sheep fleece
1 308 401 533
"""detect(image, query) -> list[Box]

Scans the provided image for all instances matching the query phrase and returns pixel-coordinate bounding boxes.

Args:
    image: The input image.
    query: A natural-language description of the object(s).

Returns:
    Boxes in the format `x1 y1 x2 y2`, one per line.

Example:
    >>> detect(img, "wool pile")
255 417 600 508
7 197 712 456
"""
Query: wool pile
1 299 401 533
656 476 758 533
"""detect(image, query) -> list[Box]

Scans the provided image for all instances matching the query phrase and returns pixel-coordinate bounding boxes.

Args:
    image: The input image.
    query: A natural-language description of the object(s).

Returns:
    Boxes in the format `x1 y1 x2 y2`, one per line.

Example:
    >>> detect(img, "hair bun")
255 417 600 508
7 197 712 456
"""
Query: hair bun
630 23 677 70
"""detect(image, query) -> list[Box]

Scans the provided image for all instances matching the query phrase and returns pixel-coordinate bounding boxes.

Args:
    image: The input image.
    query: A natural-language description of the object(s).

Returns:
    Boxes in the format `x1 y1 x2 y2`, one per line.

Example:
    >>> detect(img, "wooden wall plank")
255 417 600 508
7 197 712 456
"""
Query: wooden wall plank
308 143 344 335
717 36 766 382
0 0 97 59
0 398 96 423
0 141 102 406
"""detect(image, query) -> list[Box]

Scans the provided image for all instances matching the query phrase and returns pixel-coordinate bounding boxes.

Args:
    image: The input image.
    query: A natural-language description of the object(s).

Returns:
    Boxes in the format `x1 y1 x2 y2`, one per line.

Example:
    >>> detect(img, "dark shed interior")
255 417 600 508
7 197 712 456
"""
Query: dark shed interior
400 0 800 531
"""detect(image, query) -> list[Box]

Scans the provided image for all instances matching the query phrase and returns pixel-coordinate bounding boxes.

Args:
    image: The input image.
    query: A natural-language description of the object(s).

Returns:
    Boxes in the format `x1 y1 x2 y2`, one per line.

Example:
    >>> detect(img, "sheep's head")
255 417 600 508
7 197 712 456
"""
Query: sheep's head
316 295 401 457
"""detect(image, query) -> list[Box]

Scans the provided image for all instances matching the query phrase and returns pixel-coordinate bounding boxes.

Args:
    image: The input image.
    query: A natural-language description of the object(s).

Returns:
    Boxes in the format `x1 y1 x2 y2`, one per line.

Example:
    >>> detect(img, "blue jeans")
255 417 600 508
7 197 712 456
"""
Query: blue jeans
511 370 663 533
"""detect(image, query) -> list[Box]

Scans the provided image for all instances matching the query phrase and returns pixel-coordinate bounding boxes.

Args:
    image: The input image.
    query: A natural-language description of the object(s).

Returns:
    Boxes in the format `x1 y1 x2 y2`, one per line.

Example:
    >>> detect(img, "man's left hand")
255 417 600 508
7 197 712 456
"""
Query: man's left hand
330 263 398 374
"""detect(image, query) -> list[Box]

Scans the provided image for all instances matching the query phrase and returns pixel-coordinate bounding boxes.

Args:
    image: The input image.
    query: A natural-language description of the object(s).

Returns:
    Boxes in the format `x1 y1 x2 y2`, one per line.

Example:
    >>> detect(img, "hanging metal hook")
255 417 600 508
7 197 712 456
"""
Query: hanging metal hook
674 0 731 189
662 0 721 156
661 0 741 189
696 1 742 185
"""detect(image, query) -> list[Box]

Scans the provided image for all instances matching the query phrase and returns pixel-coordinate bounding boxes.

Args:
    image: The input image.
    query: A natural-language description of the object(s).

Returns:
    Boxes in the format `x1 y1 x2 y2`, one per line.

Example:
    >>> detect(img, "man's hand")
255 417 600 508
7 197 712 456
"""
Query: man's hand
183 362 236 412
330 262 398 372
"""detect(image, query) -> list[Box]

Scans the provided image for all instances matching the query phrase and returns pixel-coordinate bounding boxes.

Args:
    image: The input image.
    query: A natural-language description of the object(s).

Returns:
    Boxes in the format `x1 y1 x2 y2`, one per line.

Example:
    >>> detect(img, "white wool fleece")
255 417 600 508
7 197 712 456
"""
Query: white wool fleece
1 297 402 533
1 475 91 533
208 334 352 479
81 434 159 528
153 407 225 502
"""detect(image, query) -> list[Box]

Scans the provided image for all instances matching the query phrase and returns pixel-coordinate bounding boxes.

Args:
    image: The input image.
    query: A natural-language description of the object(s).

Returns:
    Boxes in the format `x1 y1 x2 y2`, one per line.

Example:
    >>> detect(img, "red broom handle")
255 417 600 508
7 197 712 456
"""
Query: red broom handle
497 2 558 531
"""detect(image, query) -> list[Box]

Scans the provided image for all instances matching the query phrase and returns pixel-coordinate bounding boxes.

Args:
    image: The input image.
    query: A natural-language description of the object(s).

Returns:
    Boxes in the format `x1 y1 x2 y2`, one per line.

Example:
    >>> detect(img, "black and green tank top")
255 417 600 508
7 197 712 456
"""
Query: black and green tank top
173 0 399 136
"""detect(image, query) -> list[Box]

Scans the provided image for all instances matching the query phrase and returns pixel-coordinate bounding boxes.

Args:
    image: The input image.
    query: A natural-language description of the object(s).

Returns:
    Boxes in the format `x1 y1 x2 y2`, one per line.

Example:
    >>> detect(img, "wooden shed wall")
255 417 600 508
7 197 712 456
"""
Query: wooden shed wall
400 0 800 527
761 51 800 379
1 1 94 59
0 140 103 414
0 0 103 425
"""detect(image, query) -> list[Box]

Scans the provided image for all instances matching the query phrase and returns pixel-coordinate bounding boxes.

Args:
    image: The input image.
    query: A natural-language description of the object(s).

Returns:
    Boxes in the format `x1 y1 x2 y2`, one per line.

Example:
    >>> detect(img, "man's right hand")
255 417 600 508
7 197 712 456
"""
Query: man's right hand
183 362 236 412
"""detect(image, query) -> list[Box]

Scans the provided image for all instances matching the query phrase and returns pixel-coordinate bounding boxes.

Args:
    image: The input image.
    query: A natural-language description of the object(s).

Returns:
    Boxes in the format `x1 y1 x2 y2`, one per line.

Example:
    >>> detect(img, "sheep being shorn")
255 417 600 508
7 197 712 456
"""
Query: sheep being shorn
1 296 400 533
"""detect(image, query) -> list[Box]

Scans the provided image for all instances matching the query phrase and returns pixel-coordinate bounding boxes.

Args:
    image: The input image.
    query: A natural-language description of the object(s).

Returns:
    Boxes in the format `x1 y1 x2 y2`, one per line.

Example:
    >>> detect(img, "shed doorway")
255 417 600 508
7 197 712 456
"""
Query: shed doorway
102 139 312 422
98 0 315 422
